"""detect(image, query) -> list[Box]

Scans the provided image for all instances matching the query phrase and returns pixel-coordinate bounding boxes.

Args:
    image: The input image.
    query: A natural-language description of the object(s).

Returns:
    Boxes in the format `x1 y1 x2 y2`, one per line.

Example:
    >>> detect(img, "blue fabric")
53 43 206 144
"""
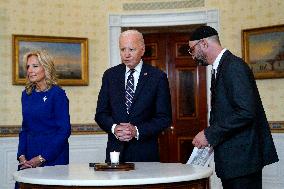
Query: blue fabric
17 85 71 166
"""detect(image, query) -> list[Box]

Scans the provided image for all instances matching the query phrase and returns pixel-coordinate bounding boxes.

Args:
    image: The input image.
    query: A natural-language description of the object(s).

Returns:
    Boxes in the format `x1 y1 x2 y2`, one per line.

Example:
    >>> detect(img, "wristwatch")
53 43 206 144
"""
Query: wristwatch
38 155 45 163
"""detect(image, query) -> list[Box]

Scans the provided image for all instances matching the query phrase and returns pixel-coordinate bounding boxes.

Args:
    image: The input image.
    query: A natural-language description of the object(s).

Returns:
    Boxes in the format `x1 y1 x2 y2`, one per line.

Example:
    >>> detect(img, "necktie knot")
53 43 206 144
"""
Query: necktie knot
130 69 135 75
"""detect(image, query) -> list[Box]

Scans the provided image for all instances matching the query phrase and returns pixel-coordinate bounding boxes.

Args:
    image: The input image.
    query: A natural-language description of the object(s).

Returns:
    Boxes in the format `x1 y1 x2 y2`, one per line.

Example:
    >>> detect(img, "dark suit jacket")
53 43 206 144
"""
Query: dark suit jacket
205 50 279 179
95 63 172 162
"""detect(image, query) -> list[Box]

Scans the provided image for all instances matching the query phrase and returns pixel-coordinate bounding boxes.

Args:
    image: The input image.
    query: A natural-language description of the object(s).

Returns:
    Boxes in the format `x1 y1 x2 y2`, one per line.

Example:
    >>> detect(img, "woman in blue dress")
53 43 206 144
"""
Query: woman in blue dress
17 50 71 170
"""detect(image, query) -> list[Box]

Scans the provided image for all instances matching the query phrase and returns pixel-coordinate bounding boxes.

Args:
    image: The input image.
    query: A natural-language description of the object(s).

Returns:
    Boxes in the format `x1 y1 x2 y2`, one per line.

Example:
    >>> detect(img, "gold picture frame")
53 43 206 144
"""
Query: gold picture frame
242 24 284 79
12 34 88 85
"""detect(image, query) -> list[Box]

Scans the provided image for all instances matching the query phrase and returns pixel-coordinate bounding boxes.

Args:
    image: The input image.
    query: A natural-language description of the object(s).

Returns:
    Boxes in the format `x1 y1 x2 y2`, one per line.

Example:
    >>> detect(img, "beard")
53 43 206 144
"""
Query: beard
194 51 209 66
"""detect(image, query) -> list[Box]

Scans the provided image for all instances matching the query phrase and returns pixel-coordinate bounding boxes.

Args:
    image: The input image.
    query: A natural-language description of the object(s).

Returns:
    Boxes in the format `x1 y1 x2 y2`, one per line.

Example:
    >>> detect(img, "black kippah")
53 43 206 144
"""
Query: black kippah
190 26 218 41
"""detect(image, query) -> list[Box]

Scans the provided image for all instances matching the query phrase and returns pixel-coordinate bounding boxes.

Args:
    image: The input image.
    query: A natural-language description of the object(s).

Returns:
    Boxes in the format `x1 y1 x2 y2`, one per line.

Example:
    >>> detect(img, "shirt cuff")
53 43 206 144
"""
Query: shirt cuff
134 126 139 140
111 124 118 139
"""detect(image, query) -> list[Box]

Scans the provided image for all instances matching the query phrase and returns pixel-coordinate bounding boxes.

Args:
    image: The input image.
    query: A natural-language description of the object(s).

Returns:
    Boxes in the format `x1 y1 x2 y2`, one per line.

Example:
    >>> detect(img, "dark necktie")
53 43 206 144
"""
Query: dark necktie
210 69 216 107
125 69 135 114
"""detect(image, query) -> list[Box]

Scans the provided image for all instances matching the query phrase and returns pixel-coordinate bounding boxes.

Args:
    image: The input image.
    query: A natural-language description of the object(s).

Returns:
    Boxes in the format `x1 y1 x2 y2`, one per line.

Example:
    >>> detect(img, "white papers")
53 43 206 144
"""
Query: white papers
186 147 213 167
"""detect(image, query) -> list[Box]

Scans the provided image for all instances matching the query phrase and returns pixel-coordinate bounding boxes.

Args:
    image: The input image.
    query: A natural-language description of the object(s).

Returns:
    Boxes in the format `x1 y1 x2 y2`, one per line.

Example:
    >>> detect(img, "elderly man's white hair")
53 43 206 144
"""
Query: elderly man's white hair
119 30 145 47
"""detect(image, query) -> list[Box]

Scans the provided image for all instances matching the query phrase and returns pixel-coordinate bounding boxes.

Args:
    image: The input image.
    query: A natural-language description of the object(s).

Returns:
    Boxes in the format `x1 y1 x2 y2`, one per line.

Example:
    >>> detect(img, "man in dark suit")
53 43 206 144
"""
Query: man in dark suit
95 30 172 163
190 26 278 189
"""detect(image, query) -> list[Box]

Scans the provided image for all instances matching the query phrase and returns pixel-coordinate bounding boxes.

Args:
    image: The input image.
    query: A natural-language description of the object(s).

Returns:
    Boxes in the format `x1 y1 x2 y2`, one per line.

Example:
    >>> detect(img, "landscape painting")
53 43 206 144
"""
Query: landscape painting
13 35 88 85
242 25 284 79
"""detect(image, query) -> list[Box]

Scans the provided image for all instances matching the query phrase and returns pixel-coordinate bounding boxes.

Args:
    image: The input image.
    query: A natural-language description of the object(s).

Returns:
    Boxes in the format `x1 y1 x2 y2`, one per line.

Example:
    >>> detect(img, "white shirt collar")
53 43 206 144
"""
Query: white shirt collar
125 60 143 74
125 60 143 90
212 48 227 70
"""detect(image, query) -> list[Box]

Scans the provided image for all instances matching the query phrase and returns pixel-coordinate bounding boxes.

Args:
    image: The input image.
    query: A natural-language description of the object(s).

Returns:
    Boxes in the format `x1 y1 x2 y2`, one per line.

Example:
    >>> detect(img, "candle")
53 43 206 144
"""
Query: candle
110 151 120 164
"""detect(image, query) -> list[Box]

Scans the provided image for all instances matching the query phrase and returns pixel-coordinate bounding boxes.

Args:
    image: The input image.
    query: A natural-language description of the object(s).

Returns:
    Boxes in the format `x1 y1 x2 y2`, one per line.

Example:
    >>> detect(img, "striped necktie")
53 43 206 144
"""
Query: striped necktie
125 69 135 114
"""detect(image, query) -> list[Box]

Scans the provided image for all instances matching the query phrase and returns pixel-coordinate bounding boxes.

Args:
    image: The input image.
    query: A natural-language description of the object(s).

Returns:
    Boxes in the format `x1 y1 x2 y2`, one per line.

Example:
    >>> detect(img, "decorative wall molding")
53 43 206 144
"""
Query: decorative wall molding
122 0 204 11
0 126 20 137
0 123 104 137
270 121 284 133
2 121 281 137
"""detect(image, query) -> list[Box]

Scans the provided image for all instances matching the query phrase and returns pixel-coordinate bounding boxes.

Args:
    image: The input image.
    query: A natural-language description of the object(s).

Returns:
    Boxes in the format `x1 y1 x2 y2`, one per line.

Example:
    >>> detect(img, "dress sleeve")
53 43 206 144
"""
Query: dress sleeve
17 93 28 159
41 89 71 161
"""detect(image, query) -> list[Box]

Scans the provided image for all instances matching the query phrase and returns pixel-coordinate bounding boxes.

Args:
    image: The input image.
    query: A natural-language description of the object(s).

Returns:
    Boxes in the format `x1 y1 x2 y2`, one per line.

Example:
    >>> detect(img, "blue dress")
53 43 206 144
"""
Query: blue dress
17 85 71 166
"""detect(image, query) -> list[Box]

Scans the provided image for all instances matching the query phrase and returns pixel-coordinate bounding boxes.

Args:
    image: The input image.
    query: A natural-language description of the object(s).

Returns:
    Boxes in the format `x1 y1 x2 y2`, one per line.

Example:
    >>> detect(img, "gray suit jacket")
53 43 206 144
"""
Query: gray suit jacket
205 50 278 179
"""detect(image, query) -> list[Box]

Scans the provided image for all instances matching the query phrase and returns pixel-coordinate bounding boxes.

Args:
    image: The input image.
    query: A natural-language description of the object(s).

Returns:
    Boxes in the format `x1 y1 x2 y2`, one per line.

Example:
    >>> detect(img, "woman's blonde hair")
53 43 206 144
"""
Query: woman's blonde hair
23 50 58 95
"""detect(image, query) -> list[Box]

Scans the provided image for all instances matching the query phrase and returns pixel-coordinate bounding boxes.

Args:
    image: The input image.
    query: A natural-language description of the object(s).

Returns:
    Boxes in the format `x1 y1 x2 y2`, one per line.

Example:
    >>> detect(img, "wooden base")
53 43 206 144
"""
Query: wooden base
20 178 209 189
94 162 135 171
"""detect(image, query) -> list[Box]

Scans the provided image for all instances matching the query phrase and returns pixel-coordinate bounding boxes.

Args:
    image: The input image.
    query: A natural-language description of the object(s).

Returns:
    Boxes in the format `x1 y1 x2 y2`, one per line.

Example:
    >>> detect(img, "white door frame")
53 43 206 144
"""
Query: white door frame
109 9 219 68
108 9 219 127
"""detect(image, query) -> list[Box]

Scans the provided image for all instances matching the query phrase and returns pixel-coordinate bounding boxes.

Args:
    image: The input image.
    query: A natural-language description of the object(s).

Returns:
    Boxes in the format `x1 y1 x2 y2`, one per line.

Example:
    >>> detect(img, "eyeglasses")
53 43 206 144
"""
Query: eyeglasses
188 40 201 55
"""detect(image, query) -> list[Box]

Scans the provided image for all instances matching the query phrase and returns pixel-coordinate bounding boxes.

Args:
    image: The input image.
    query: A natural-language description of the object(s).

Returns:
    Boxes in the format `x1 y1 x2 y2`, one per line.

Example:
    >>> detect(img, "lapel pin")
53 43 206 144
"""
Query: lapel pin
43 96 47 102
144 73 148 76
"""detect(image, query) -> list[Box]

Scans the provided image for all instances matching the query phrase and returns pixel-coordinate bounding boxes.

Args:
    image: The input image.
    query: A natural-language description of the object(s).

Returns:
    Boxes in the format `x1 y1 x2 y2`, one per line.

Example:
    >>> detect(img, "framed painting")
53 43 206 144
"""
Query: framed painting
143 43 158 59
12 35 88 85
242 24 284 79
176 42 191 58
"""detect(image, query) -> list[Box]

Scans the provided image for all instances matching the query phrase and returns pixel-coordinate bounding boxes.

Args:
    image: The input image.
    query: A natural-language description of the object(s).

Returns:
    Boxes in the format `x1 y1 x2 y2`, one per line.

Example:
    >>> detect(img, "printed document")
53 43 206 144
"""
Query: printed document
186 147 213 167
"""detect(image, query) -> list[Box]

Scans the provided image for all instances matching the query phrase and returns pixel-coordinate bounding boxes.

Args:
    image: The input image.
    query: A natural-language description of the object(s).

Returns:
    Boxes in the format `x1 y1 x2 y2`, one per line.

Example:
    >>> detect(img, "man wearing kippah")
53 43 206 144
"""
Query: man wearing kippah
190 25 278 189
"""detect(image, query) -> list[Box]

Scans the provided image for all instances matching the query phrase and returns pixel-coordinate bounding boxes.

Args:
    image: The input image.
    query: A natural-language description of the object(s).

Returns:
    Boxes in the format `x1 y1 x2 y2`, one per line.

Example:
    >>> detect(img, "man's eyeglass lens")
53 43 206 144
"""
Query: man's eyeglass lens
188 40 201 55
